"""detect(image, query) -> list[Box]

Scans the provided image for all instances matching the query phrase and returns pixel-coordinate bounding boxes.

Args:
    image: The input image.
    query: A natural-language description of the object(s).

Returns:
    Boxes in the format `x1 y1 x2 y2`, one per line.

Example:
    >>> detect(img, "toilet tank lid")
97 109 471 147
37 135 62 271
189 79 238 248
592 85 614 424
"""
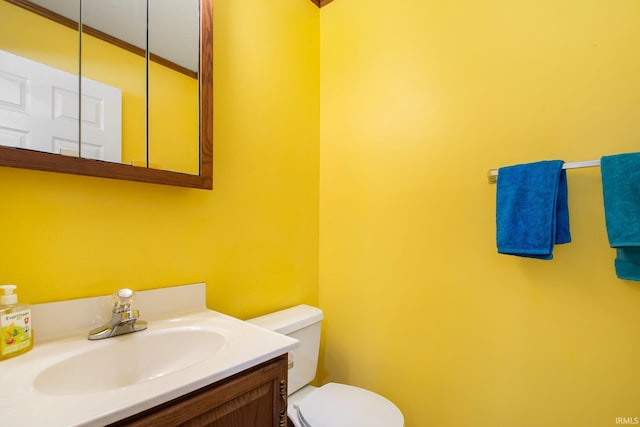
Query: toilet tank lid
247 305 323 335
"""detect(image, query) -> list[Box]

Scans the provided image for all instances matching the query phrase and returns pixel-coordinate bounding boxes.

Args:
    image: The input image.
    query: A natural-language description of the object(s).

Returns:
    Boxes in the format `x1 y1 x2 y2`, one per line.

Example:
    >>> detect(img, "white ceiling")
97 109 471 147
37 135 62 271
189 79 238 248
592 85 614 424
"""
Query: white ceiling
29 0 199 72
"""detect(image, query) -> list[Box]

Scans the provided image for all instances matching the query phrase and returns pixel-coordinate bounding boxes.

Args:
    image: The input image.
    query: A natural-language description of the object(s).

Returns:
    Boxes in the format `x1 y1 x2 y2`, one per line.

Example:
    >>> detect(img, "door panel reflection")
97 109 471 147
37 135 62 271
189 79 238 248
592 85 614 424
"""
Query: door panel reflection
0 0 80 157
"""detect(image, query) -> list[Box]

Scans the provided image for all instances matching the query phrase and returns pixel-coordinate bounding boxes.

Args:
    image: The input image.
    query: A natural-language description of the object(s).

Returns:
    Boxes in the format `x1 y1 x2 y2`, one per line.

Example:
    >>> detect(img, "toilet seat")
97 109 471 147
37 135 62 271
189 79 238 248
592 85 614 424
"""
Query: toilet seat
291 383 403 427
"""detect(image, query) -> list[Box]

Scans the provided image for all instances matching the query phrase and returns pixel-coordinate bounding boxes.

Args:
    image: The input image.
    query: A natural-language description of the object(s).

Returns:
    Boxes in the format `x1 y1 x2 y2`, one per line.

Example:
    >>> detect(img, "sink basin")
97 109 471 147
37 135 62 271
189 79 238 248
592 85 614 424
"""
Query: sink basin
34 326 227 395
0 284 298 427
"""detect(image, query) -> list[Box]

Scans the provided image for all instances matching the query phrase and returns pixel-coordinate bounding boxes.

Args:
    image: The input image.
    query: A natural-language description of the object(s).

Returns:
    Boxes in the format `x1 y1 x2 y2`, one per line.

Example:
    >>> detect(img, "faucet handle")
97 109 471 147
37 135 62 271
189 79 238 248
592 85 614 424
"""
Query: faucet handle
112 288 135 314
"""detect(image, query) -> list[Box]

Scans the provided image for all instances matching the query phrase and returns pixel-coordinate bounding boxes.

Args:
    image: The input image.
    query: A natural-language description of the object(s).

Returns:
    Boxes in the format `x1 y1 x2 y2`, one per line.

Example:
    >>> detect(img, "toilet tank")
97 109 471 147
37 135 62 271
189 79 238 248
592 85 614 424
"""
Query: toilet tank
247 305 323 395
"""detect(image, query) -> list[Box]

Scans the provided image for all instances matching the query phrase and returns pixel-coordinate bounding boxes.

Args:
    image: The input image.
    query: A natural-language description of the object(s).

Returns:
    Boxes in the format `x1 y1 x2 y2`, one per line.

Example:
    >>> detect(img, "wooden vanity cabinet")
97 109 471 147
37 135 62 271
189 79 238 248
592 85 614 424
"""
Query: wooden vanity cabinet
110 354 288 427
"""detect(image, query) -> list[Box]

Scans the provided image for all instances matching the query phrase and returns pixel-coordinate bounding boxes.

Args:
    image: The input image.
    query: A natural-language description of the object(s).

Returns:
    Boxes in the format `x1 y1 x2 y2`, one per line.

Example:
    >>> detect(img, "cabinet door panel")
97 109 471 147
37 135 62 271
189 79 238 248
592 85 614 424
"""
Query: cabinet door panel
110 355 288 427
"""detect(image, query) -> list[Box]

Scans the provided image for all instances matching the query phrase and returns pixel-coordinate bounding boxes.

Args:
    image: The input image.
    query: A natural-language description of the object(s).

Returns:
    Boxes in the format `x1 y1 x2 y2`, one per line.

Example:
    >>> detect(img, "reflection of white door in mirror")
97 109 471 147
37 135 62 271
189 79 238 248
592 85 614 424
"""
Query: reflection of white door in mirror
0 49 122 162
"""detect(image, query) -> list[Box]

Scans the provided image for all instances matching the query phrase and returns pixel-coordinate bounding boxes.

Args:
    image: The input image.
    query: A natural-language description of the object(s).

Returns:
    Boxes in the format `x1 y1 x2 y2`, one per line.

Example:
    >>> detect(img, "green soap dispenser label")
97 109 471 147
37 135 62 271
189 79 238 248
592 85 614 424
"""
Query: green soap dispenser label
1 309 32 356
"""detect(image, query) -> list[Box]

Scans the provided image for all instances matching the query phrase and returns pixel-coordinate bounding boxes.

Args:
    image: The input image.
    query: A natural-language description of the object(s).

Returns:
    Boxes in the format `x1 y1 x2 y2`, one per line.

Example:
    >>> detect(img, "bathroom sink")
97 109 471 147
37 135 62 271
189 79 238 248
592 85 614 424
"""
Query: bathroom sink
34 326 227 395
0 284 298 427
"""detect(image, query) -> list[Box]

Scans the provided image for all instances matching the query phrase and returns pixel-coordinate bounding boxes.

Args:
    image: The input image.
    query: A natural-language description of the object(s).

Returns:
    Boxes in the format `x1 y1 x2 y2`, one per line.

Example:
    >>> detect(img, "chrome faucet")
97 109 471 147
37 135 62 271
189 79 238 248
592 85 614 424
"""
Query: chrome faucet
88 288 148 340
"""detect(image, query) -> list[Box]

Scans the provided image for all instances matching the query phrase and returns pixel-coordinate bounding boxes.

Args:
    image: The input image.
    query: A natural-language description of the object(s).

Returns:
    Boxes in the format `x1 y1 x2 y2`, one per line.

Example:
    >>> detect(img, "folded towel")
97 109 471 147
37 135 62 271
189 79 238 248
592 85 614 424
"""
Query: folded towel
496 160 571 259
600 152 640 280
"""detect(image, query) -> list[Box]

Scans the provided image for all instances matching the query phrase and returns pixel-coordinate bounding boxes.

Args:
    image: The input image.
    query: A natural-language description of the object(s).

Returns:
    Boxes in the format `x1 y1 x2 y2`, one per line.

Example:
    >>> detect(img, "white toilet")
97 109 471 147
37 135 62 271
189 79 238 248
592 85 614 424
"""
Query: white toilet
248 305 404 427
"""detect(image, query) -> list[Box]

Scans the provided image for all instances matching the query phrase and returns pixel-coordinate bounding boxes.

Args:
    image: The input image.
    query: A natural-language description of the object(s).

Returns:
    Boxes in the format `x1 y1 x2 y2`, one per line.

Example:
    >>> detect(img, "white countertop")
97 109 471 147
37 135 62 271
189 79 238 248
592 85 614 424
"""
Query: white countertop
0 284 297 426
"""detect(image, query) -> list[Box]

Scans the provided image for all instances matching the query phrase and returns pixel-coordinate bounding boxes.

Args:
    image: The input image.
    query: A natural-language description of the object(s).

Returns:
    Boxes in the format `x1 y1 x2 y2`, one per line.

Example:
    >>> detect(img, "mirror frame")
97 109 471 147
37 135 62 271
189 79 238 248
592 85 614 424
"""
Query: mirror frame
0 0 213 189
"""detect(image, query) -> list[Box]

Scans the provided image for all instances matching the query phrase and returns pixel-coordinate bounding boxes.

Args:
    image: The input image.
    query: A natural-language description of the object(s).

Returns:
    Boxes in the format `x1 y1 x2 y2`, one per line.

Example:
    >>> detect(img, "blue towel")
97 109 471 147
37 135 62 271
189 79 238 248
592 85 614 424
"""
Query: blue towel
496 160 571 259
600 153 640 280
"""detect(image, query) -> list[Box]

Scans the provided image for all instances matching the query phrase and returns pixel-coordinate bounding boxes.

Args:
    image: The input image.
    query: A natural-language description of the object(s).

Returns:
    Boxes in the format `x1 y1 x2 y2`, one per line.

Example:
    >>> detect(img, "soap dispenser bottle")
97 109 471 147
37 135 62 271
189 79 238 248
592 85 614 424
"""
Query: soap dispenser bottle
0 285 33 360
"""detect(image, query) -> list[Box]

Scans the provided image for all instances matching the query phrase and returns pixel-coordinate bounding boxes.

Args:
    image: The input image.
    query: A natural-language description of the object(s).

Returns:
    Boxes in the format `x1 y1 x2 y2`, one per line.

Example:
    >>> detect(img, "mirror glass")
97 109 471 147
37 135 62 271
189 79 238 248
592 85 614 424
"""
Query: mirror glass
0 0 202 177
0 0 80 155
148 0 200 174
81 0 147 166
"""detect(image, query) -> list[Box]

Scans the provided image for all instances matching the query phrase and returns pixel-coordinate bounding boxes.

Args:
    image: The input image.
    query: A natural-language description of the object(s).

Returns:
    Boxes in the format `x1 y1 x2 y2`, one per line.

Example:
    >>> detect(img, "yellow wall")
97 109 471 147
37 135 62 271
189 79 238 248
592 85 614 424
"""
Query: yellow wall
148 61 199 174
4 0 639 425
0 0 319 319
319 1 640 426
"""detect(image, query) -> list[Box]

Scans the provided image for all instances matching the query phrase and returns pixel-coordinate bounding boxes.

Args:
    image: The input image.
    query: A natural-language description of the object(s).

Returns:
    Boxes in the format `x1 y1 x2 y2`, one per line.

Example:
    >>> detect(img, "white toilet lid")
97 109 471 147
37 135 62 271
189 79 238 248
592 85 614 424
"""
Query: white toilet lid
294 383 403 427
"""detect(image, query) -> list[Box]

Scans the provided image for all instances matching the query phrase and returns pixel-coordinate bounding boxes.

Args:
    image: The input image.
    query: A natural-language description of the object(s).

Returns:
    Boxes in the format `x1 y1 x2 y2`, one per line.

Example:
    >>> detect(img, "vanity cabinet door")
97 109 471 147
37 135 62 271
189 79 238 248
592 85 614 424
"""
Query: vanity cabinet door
110 354 288 427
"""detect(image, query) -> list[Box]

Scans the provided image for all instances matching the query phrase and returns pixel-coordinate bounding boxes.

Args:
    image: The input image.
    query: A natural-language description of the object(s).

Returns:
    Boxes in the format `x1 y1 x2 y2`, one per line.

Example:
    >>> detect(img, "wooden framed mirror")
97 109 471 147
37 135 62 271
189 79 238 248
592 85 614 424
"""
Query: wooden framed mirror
0 0 212 189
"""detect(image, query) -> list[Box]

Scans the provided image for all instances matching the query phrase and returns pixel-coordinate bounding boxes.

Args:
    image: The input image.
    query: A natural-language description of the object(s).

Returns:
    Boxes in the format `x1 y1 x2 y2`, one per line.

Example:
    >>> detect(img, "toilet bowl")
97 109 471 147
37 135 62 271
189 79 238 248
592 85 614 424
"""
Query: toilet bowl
248 305 404 427
288 383 403 427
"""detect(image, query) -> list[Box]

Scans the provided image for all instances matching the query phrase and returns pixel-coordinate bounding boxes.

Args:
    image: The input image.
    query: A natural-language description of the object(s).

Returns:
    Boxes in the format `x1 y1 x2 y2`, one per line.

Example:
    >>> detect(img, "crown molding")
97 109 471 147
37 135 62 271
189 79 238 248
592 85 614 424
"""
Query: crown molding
310 0 335 7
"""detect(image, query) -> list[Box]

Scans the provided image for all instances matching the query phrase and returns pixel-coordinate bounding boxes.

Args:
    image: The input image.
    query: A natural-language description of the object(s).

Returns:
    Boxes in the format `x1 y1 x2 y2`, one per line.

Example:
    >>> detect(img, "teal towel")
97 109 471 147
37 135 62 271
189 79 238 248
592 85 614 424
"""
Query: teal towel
496 160 571 259
600 153 640 280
